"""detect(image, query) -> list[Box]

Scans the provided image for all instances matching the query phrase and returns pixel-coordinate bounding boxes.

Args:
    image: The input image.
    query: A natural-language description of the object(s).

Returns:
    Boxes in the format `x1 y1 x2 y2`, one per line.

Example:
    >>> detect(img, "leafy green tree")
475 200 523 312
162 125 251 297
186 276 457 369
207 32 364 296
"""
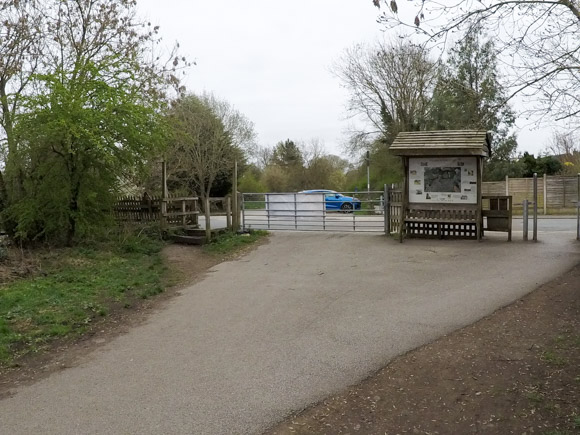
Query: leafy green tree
238 167 267 193
347 139 403 191
303 155 349 190
5 0 180 244
271 139 304 168
268 139 305 191
427 28 519 181
518 152 562 177
545 131 580 175
261 165 290 192
12 68 164 244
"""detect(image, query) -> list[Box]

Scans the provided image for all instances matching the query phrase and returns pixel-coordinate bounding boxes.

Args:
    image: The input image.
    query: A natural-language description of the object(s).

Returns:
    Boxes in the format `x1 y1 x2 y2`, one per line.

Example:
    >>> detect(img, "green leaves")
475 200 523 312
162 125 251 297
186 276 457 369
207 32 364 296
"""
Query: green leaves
2 0 177 245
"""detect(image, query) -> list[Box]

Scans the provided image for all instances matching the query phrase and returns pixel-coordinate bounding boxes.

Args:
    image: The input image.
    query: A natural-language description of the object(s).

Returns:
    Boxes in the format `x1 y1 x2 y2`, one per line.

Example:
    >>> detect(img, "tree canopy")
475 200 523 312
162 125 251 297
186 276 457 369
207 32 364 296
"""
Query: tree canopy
372 0 580 131
164 94 243 200
0 0 184 244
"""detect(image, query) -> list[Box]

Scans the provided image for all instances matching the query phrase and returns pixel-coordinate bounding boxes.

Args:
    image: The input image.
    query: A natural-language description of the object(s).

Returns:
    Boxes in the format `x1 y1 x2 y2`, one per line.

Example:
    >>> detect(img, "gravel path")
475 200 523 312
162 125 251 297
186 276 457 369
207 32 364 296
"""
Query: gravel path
0 232 578 434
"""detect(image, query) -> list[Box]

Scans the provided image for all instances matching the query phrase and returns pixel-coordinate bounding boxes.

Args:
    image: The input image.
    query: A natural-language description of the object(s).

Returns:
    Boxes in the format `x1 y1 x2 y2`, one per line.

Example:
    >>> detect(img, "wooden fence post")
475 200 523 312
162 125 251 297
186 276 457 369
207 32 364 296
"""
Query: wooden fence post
226 196 232 230
181 199 186 227
505 175 509 196
384 184 390 235
161 161 168 230
543 173 547 215
205 197 211 242
232 161 238 231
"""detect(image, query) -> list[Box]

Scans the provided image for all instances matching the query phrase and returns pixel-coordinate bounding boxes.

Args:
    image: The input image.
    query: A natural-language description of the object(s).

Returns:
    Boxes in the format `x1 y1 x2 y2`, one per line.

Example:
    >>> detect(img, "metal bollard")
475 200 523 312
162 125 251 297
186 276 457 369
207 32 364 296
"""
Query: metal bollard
533 173 538 242
523 199 529 241
577 173 579 241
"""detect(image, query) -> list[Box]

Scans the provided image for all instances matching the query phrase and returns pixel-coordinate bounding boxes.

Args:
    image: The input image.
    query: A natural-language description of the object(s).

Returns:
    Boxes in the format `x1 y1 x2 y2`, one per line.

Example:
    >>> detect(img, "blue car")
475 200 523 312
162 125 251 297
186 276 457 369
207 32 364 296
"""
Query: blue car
300 189 361 212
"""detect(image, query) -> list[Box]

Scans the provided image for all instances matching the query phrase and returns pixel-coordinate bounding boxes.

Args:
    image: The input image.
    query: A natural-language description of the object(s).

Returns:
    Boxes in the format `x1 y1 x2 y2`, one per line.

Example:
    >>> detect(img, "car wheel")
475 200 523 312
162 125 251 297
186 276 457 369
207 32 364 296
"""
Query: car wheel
340 203 354 213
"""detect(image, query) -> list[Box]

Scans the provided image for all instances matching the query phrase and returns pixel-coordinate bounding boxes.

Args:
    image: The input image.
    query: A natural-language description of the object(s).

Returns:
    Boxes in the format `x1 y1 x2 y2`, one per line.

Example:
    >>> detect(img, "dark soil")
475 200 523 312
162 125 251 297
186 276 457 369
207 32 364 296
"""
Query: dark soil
266 265 580 435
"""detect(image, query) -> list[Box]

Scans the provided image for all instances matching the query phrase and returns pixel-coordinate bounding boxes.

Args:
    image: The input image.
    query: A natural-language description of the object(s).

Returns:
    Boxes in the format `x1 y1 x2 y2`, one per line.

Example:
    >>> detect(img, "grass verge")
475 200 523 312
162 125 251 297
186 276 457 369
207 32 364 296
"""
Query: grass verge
0 235 166 366
203 230 268 256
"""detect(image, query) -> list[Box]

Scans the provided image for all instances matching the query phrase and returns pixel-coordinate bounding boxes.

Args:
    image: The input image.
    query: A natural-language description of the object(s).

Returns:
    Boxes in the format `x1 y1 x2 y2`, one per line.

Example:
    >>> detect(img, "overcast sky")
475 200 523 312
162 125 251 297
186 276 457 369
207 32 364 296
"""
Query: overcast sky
137 0 553 160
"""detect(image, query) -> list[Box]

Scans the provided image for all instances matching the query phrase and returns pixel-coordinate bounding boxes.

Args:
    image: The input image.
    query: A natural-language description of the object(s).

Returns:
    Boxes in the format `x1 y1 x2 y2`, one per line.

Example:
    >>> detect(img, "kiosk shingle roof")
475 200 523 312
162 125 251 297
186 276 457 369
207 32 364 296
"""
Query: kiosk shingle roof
390 130 491 157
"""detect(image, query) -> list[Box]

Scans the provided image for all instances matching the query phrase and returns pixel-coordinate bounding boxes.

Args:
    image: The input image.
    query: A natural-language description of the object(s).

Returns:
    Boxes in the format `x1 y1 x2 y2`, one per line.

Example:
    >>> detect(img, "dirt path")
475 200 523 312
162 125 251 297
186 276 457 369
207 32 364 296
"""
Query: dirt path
266 264 580 434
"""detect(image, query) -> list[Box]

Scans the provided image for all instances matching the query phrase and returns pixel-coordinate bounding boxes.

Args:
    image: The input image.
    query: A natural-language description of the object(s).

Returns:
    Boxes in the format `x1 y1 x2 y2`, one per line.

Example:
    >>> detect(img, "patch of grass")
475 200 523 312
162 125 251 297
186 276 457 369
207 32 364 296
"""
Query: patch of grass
204 230 268 256
243 201 266 210
526 391 544 404
0 236 166 366
541 350 568 366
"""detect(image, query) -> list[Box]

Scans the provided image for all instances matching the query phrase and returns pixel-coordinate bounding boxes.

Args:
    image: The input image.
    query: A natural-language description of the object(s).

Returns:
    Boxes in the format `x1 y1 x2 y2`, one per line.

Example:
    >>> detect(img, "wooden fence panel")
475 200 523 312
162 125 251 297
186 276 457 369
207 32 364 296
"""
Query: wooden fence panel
481 181 505 196
113 195 200 226
482 175 580 211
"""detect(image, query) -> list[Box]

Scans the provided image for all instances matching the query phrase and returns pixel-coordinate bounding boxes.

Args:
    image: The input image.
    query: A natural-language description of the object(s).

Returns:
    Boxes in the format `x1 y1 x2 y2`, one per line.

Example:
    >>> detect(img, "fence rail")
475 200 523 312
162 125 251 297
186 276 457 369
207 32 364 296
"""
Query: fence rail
113 195 199 227
482 175 579 212
242 191 386 232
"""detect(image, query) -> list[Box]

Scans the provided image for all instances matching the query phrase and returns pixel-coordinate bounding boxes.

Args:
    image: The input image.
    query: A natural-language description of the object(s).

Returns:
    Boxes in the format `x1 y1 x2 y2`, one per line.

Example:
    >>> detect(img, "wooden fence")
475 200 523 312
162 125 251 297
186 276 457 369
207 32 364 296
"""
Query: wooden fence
388 188 403 236
113 195 199 226
483 175 579 212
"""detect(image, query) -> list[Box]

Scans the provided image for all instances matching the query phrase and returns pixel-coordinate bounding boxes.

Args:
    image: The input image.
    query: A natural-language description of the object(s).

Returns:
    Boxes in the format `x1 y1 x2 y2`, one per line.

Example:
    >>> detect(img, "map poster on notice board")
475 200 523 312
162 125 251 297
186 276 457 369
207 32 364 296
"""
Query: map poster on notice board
408 157 478 204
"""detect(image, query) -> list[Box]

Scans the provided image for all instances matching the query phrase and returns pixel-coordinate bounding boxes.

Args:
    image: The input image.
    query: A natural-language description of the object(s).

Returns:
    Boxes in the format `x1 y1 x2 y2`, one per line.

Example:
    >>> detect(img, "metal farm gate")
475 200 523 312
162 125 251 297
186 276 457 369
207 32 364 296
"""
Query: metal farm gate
241 189 402 233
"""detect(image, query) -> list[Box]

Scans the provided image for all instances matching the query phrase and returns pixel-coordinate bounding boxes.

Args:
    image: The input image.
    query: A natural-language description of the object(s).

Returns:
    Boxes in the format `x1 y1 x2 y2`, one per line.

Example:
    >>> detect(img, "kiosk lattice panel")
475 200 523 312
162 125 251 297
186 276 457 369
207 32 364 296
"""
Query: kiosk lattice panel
406 221 477 239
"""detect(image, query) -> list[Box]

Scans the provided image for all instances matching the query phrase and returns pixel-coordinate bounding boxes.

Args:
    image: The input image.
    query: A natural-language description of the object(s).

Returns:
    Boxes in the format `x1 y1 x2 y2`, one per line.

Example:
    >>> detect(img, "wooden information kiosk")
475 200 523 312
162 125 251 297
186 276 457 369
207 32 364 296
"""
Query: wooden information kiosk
391 130 507 241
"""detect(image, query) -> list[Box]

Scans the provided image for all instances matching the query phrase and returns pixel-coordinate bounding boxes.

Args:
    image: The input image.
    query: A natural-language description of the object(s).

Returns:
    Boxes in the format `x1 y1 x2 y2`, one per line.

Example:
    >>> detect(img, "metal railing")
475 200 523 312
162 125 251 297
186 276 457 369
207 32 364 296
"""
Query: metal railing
522 173 539 242
241 190 387 233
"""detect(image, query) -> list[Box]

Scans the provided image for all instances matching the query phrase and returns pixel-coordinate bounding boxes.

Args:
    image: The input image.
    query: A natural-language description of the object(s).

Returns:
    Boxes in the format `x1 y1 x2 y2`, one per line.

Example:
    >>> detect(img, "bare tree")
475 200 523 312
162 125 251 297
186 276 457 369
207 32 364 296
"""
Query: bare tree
545 131 580 174
255 145 273 169
333 39 438 152
199 92 258 158
166 94 237 202
300 138 326 166
372 0 580 130
0 1 43 197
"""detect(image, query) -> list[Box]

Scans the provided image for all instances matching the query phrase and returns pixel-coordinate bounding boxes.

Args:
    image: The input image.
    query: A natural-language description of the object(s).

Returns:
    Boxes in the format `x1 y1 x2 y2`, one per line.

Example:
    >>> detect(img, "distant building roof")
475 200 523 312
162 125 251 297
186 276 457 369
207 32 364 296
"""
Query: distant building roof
390 130 491 157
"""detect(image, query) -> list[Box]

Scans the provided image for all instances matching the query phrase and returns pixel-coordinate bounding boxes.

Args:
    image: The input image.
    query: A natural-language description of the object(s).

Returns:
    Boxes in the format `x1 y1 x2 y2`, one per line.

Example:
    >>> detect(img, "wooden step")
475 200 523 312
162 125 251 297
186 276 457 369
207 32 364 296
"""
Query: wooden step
171 235 207 245
185 228 228 237
171 228 229 245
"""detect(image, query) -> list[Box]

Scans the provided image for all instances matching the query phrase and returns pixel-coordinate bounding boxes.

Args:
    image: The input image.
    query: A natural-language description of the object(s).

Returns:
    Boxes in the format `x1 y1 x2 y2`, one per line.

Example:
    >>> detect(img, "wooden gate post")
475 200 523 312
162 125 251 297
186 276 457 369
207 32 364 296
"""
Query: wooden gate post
204 197 211 243
543 173 547 215
226 196 232 230
181 199 186 227
384 184 390 235
232 161 238 232
161 161 168 230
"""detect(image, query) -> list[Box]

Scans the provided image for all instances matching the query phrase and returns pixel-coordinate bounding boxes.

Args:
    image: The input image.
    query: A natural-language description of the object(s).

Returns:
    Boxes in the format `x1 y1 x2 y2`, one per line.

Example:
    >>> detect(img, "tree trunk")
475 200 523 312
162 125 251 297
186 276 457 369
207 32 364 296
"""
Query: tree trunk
67 178 81 246
203 188 211 243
